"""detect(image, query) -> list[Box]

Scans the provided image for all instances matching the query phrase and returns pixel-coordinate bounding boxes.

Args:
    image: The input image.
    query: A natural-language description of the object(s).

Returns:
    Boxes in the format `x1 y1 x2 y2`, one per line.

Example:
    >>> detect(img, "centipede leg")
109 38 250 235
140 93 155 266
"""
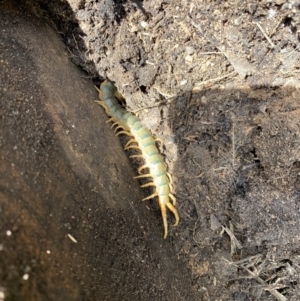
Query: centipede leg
125 145 141 151
167 172 174 193
169 193 176 206
111 122 118 128
160 204 168 239
134 173 152 179
116 131 133 137
114 125 126 132
138 164 148 174
141 182 155 188
166 172 173 185
95 101 109 114
130 155 144 159
95 85 104 101
142 192 158 201
111 123 124 131
115 91 124 101
106 118 114 123
125 139 137 149
154 137 163 144
166 202 179 226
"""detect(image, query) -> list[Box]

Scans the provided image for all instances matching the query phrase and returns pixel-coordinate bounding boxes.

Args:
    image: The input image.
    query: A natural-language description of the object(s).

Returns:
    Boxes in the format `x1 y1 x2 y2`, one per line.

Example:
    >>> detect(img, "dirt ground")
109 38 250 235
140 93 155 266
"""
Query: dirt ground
2 0 300 300
0 1 198 300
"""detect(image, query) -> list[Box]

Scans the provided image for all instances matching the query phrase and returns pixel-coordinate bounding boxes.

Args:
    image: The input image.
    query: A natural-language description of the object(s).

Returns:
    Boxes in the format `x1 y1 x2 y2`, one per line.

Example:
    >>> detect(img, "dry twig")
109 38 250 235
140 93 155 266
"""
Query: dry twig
223 257 288 301
254 22 275 48
192 71 237 92
221 225 242 255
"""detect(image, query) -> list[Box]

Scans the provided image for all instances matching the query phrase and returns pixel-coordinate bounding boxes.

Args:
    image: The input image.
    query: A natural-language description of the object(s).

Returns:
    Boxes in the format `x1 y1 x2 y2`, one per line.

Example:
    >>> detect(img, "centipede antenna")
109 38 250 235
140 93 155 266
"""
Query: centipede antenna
142 192 158 201
94 85 101 93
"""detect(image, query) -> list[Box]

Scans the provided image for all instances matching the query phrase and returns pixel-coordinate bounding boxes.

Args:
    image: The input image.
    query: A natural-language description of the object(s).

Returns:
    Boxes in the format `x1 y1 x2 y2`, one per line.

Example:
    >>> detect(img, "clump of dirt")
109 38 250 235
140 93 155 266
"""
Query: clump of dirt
41 0 300 103
13 0 300 300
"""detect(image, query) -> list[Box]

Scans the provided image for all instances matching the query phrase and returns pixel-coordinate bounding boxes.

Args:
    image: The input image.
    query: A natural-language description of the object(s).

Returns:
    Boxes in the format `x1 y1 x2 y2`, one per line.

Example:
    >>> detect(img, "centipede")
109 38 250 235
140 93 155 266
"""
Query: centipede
95 80 179 238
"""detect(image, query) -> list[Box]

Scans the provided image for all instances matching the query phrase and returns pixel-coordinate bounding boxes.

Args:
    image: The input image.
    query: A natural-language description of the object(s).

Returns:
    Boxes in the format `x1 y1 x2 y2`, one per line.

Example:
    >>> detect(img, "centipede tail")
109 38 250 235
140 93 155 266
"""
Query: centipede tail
96 80 179 238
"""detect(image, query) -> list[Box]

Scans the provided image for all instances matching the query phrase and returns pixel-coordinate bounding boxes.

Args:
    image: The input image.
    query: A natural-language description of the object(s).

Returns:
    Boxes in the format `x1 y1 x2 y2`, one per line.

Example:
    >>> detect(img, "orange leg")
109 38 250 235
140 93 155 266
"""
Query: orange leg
138 164 148 174
169 193 176 206
125 138 137 149
141 182 155 188
159 202 179 238
116 131 133 137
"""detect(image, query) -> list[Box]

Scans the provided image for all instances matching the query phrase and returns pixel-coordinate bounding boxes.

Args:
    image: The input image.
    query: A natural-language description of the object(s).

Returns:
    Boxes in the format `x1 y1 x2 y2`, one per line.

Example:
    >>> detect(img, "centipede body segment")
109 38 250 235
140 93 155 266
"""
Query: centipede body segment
95 80 179 238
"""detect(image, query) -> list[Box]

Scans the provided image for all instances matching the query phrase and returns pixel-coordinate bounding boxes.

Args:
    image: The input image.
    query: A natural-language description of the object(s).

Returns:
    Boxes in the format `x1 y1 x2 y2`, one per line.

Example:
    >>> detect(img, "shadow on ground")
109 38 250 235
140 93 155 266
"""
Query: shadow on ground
0 1 196 300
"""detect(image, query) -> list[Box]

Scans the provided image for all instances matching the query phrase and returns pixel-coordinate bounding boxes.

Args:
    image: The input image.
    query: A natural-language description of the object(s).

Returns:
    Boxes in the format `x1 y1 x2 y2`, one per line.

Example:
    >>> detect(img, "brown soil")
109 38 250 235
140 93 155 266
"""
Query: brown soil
0 1 196 300
1 0 300 300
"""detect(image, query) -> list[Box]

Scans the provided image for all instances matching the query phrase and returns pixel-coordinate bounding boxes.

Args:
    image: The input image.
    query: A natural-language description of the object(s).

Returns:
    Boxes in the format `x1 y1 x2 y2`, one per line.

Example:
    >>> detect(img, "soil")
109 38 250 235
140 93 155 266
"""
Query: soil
0 1 197 300
1 0 300 300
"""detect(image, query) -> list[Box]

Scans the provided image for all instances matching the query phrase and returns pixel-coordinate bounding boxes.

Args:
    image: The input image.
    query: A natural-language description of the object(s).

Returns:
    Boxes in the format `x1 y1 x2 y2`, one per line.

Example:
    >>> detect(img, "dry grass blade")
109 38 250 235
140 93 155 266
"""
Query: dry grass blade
221 225 242 254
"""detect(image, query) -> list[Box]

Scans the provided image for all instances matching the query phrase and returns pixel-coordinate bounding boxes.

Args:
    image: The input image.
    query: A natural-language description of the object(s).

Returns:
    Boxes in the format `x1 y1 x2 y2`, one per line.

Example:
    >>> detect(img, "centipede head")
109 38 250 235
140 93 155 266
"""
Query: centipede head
100 80 125 103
